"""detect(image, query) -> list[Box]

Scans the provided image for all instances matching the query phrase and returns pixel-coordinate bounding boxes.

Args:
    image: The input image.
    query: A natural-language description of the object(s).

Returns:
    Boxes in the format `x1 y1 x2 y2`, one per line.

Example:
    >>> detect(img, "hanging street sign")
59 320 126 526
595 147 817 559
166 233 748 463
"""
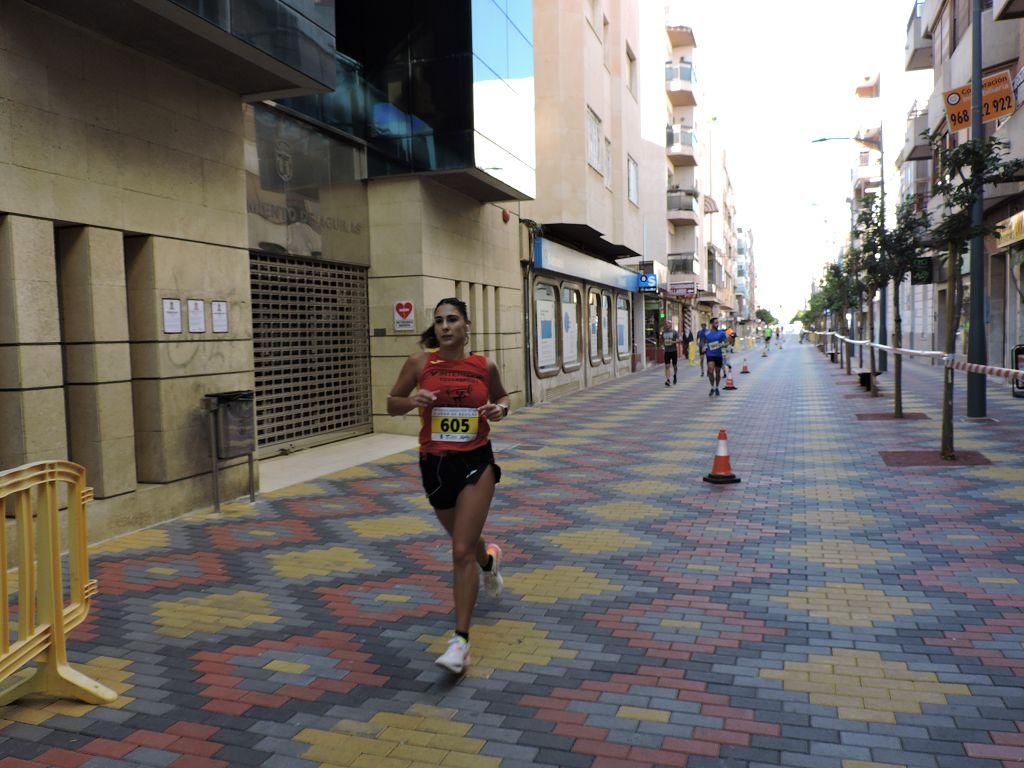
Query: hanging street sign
943 70 1015 132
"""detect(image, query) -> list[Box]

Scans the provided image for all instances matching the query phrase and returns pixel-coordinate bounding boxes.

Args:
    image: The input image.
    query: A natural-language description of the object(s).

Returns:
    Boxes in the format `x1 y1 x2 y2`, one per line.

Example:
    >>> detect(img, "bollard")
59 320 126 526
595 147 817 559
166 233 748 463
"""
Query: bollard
0 461 116 706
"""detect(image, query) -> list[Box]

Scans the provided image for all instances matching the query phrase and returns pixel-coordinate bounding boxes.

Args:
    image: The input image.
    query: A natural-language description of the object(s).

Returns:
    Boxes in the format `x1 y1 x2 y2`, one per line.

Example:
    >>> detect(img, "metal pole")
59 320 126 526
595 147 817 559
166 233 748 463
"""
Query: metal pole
967 0 987 416
878 138 888 373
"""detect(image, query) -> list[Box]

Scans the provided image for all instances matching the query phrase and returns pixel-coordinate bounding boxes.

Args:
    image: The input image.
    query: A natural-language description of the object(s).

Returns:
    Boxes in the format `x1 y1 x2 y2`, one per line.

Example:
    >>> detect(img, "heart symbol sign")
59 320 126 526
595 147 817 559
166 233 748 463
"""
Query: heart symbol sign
395 302 413 319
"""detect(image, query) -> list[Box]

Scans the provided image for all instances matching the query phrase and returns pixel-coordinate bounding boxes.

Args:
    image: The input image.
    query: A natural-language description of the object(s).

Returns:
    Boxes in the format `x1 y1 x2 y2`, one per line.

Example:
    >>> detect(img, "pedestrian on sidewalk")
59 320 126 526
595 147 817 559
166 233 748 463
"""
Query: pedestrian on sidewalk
696 322 709 375
705 317 728 396
386 297 509 675
682 326 694 364
661 318 680 386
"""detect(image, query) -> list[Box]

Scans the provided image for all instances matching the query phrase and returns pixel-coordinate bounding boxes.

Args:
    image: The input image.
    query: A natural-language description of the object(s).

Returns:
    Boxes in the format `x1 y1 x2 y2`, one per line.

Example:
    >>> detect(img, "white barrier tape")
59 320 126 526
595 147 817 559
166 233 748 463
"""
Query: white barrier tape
813 332 1024 383
945 357 1024 384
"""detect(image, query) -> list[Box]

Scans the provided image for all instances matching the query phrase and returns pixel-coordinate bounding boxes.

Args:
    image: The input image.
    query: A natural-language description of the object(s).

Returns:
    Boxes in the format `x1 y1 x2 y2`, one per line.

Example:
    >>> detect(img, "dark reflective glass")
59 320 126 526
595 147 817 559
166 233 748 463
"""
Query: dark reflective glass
472 0 508 79
506 0 532 43
227 0 336 84
410 0 471 61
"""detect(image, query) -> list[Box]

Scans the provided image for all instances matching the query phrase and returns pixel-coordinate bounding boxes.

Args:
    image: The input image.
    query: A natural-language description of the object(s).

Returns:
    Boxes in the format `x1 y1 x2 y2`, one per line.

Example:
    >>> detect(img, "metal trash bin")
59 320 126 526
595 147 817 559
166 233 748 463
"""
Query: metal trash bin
1013 345 1024 399
208 390 255 459
203 390 256 512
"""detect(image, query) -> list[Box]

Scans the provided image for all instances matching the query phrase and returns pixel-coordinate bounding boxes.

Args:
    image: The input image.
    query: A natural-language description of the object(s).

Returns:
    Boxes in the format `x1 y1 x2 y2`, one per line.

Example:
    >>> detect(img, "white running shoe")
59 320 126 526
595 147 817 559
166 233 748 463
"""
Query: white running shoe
482 543 503 599
435 635 470 674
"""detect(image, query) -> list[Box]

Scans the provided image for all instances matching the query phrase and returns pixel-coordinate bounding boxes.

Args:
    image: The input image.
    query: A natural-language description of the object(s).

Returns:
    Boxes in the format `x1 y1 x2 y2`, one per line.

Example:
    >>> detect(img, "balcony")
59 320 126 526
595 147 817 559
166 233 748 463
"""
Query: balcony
666 125 698 166
25 0 336 96
995 0 1024 20
900 107 931 165
667 190 699 226
667 25 696 48
905 1 933 71
665 62 697 107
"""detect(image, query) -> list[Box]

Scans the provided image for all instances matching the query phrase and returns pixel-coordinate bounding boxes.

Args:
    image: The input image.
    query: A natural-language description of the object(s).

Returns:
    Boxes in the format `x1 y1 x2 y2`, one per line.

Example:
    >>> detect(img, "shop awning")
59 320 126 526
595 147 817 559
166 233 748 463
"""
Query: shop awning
541 223 642 262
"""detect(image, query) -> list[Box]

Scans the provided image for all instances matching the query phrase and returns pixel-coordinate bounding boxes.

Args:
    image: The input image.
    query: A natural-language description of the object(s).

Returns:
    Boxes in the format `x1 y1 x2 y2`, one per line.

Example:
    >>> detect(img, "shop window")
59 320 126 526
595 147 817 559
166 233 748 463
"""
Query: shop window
616 295 630 358
535 282 558 374
561 285 582 370
602 293 613 362
588 290 602 365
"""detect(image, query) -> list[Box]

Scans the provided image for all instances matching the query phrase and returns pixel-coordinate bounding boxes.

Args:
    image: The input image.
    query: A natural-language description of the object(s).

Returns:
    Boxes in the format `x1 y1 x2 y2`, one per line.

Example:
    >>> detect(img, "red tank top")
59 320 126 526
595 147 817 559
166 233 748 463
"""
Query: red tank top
417 352 492 454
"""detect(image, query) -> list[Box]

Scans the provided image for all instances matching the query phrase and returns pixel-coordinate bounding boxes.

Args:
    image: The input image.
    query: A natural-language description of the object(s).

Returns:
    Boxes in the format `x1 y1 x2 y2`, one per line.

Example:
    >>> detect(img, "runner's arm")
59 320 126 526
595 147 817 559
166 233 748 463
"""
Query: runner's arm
386 352 431 415
480 360 511 421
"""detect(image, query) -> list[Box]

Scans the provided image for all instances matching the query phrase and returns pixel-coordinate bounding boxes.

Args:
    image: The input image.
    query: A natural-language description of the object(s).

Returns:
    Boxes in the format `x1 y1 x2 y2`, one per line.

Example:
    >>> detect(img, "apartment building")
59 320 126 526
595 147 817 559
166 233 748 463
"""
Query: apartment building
900 0 1023 366
522 0 665 402
735 225 757 324
1 0 535 539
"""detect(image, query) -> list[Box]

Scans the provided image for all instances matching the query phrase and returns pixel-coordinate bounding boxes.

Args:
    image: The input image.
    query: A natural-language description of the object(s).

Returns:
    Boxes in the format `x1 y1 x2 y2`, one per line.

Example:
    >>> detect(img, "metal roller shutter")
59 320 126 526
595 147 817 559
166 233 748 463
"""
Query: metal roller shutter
250 253 372 452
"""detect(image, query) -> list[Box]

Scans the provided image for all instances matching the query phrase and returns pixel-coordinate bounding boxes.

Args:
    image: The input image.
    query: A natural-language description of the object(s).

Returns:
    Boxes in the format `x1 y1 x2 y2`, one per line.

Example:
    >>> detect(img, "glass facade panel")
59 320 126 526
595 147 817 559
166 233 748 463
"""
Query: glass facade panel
535 283 558 371
279 0 533 198
171 0 336 86
562 287 581 368
244 104 368 262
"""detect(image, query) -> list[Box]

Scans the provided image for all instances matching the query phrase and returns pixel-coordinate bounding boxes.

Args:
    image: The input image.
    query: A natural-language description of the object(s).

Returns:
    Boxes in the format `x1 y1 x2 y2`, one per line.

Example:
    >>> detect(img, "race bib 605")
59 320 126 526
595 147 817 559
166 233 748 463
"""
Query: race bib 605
431 407 479 443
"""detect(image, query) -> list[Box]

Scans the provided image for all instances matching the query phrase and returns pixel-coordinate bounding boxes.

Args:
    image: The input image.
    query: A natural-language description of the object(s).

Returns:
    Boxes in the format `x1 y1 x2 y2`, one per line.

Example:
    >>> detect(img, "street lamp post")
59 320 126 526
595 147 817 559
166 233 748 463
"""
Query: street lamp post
812 134 888 373
967 0 986 417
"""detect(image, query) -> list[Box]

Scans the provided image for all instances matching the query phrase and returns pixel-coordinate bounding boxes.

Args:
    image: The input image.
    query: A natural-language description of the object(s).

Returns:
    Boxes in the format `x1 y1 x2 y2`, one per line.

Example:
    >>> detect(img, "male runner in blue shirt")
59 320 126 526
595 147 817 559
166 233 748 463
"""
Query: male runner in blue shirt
704 317 729 396
695 322 708 376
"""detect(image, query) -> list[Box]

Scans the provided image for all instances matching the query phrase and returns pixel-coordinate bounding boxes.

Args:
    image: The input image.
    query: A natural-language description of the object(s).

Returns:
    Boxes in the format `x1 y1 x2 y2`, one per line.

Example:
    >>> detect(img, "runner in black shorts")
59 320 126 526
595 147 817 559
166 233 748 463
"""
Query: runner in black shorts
661 319 680 386
387 298 510 675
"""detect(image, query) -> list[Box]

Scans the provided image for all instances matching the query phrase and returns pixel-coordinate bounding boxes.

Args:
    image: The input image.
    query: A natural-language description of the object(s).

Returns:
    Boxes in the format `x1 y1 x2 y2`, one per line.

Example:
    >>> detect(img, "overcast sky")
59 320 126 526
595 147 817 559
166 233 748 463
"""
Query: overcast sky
656 0 933 322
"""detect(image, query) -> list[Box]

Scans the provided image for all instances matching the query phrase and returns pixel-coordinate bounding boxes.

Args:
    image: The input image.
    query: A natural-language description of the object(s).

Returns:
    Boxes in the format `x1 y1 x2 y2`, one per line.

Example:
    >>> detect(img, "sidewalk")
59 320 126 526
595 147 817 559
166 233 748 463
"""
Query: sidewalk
3 342 1024 768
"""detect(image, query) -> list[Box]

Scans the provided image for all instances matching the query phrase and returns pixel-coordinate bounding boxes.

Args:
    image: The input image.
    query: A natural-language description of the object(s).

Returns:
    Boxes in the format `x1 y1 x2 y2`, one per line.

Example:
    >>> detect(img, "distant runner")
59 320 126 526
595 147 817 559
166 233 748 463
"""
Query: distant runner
696 322 709 375
705 317 729 396
661 319 680 386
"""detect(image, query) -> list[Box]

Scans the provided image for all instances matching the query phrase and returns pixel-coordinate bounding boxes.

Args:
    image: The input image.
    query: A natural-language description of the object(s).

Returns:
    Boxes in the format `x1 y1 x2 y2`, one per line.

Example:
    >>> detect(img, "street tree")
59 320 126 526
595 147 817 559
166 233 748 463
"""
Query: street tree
882 197 930 418
754 308 777 326
852 194 886 397
929 133 1024 459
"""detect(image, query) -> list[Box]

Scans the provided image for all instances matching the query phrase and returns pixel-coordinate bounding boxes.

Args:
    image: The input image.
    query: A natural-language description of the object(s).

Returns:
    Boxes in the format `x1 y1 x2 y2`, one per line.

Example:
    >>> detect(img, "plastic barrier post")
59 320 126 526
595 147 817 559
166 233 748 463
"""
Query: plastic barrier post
0 461 116 706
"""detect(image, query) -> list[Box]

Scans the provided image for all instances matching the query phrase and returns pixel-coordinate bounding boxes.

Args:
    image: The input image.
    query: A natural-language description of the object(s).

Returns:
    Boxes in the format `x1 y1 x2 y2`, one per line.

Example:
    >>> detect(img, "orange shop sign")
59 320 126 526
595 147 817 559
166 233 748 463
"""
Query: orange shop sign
943 70 1015 131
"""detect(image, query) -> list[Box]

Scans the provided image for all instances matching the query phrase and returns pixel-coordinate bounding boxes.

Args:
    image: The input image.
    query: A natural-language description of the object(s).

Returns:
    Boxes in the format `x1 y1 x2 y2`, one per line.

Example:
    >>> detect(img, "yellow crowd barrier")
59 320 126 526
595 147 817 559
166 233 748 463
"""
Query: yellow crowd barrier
0 461 115 706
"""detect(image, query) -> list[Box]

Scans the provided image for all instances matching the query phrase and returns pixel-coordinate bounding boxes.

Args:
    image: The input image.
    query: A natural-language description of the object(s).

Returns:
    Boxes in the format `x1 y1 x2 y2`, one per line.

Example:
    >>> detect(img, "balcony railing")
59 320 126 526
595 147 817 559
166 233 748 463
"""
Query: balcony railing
905 1 932 71
664 61 695 84
666 125 696 149
667 253 696 275
667 191 699 213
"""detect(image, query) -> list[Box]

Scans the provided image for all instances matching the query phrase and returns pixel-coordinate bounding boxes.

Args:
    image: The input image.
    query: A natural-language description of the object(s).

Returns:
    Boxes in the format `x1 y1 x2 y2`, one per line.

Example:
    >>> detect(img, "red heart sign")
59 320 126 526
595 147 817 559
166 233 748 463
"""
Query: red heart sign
395 302 413 319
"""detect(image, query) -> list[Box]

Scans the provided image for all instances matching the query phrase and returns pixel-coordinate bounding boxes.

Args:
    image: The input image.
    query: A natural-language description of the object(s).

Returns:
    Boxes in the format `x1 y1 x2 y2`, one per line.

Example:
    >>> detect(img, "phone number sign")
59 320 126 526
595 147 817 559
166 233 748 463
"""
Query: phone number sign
944 70 1015 132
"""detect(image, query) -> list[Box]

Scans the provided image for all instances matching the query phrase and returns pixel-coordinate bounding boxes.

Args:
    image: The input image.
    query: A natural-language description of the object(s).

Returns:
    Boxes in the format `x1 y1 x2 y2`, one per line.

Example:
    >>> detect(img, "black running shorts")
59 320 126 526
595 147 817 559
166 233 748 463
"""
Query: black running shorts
664 347 678 366
419 442 502 510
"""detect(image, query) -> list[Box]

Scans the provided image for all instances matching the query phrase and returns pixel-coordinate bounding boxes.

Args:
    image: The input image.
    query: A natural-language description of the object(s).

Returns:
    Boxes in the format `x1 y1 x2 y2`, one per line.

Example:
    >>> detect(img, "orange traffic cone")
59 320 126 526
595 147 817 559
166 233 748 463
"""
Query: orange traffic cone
703 429 740 485
740 358 750 374
723 374 737 390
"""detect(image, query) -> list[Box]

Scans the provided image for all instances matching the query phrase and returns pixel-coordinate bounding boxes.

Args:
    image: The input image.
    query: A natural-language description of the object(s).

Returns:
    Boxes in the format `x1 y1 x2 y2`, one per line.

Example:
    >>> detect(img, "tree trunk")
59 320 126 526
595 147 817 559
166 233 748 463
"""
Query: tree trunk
868 291 878 397
844 297 852 375
893 276 903 418
940 245 960 460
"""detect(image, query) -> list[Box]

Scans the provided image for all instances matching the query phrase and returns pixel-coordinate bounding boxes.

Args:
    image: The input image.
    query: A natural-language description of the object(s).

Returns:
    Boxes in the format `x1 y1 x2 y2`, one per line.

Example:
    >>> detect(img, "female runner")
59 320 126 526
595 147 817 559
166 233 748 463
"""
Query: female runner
387 297 509 674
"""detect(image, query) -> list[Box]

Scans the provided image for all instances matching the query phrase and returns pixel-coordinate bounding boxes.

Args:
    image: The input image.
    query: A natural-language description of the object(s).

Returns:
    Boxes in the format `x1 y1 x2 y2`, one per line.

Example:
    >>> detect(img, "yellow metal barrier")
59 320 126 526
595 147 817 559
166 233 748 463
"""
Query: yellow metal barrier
0 461 115 705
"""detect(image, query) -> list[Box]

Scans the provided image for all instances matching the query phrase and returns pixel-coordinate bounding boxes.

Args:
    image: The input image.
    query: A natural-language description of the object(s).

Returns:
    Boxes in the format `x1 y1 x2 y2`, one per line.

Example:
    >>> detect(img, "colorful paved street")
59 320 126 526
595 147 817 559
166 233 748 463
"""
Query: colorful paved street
3 340 1024 768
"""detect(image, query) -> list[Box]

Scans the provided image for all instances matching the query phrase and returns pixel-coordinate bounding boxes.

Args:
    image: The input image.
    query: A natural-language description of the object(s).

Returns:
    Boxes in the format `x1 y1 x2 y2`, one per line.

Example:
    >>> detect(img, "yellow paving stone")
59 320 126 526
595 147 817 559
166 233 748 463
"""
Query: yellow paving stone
425 733 485 753
348 514 435 539
979 577 1019 584
617 705 671 723
588 501 673 521
324 465 382 480
379 727 436 747
418 719 471 736
789 510 877 530
498 458 547 471
545 528 647 554
264 660 309 675
377 594 411 603
146 566 178 576
389 744 447 763
418 619 578 675
771 583 928 627
843 761 907 768
780 540 903 568
89 528 170 555
332 719 385 736
262 482 329 499
760 649 970 722
440 752 502 768
687 564 720 572
153 591 279 637
373 713 425 729
661 619 702 630
351 757 410 768
406 704 458 720
505 565 622 603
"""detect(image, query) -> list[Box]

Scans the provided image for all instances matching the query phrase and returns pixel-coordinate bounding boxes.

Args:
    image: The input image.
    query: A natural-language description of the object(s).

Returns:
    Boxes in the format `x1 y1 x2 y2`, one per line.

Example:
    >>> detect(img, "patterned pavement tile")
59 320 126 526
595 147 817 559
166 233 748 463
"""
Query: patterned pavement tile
5 345 1024 767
